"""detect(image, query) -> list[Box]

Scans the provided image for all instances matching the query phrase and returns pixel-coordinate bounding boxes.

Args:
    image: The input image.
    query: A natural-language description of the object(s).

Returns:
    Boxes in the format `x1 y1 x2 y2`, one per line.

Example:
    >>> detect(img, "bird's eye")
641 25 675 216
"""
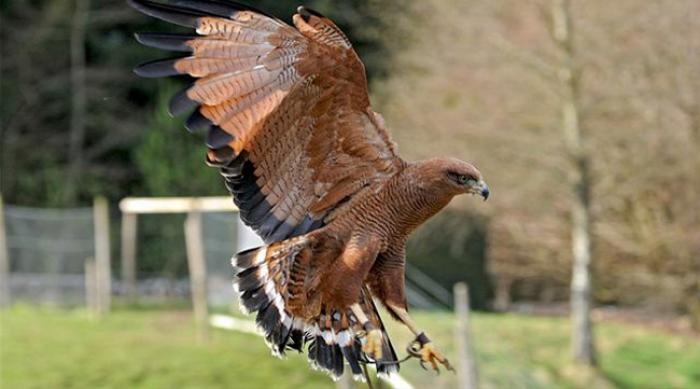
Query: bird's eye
458 175 469 184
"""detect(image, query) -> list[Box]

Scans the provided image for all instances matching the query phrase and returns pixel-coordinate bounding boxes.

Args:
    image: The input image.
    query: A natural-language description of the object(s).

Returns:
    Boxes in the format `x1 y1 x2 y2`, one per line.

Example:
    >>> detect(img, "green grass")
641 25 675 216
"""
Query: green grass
382 311 700 389
2 306 699 389
0 305 331 389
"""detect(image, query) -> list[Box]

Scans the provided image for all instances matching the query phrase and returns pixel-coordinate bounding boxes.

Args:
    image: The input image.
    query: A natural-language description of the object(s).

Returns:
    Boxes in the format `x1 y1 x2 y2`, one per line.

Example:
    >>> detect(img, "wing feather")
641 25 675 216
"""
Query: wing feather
135 32 197 51
130 0 402 243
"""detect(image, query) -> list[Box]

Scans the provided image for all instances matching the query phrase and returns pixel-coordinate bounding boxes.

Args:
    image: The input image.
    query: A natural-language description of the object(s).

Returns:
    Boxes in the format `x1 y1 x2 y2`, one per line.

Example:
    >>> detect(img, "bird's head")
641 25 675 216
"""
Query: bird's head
417 157 489 200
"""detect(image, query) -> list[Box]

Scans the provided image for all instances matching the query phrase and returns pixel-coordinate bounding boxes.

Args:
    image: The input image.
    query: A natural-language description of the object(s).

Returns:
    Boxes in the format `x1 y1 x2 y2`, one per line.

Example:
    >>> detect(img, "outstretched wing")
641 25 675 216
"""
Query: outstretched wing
129 0 402 243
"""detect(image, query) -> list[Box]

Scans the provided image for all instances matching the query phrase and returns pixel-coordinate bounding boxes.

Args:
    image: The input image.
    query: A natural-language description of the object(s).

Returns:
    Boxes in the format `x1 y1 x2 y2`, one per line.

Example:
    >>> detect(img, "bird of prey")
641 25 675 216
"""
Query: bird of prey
129 0 489 381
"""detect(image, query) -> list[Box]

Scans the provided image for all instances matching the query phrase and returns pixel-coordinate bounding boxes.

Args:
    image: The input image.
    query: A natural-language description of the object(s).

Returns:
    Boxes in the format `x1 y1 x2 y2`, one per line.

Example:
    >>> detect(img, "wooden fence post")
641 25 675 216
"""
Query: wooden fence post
185 210 210 343
454 282 478 389
93 197 111 315
85 258 98 318
121 212 138 304
0 195 11 308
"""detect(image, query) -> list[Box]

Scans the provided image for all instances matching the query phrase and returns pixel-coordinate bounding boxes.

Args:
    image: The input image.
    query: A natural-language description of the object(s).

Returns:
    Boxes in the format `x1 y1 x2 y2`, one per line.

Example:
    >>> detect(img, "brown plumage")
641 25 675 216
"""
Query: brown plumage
129 0 489 380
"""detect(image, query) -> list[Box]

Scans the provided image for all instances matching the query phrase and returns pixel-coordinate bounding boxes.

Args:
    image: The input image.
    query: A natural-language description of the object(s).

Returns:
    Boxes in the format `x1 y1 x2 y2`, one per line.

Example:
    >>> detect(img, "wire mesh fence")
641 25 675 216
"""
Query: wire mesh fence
202 212 244 308
3 200 446 312
4 205 95 306
113 211 249 306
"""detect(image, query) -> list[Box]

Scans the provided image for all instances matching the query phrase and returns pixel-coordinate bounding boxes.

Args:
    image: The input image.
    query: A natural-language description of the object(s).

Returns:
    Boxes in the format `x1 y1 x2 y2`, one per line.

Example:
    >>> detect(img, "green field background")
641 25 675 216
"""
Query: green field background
2 306 698 389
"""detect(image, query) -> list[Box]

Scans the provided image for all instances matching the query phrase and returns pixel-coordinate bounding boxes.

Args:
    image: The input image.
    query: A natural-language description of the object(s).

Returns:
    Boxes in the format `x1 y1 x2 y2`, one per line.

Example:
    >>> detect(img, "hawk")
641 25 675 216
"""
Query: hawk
129 0 489 380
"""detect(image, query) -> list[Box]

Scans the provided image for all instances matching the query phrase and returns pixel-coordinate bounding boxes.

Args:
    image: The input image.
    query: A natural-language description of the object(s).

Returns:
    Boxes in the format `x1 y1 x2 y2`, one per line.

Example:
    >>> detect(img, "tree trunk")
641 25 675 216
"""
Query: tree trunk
65 0 89 205
569 154 595 365
551 0 596 366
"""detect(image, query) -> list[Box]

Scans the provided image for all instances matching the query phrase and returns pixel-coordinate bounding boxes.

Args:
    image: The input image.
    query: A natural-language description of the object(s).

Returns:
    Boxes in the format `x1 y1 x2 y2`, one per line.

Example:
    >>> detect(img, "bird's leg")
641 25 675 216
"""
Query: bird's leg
350 303 383 360
386 303 454 372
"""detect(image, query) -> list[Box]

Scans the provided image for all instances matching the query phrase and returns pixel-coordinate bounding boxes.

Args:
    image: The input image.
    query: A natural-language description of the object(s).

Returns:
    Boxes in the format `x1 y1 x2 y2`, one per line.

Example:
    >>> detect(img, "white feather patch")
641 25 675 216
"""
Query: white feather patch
292 318 306 331
272 291 286 313
322 329 336 345
253 247 268 265
260 278 289 327
237 299 250 315
281 314 293 329
264 280 276 297
337 330 352 347
377 367 399 379
258 264 269 280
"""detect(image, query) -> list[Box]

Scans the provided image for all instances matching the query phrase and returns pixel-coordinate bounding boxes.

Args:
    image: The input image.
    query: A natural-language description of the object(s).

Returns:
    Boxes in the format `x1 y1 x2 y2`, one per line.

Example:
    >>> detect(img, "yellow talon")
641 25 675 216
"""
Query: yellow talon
420 342 454 372
362 329 383 360
407 334 454 373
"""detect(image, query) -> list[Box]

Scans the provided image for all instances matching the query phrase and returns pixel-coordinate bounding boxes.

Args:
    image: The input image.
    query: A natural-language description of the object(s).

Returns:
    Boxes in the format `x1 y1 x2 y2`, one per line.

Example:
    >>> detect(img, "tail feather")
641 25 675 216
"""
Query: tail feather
232 246 267 271
332 343 344 378
238 288 267 314
307 325 322 367
341 344 363 379
233 266 264 292
286 319 305 352
232 237 399 380
234 239 304 356
305 289 400 380
255 301 278 331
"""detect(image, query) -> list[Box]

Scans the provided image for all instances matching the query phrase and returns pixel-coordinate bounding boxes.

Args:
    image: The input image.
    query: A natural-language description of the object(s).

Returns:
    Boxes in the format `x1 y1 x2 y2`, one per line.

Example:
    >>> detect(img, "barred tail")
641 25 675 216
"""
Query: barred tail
233 236 399 380
233 236 310 357
307 288 399 380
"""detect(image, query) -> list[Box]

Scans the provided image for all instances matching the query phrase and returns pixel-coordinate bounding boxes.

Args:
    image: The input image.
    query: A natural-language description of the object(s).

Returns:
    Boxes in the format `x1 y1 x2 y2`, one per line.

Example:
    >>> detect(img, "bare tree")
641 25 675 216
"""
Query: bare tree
549 0 595 366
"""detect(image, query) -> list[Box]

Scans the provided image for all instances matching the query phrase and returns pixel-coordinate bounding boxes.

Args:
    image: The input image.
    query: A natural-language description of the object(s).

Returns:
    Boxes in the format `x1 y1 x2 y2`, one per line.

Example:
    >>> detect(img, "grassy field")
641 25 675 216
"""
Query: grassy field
391 311 700 389
1 305 330 389
1 305 699 389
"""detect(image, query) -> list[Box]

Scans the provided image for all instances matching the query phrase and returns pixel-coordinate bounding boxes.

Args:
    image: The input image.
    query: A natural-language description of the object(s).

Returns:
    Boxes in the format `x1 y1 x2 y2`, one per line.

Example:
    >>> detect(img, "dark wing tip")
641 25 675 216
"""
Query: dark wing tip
163 0 281 20
168 86 198 116
205 125 235 149
133 58 183 78
185 110 212 133
297 5 326 22
134 32 195 52
127 0 201 28
297 6 312 23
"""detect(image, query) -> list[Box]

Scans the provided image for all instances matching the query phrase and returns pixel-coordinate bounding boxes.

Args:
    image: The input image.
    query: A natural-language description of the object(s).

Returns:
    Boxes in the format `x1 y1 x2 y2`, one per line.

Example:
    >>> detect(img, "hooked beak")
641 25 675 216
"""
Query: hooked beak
470 180 490 201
